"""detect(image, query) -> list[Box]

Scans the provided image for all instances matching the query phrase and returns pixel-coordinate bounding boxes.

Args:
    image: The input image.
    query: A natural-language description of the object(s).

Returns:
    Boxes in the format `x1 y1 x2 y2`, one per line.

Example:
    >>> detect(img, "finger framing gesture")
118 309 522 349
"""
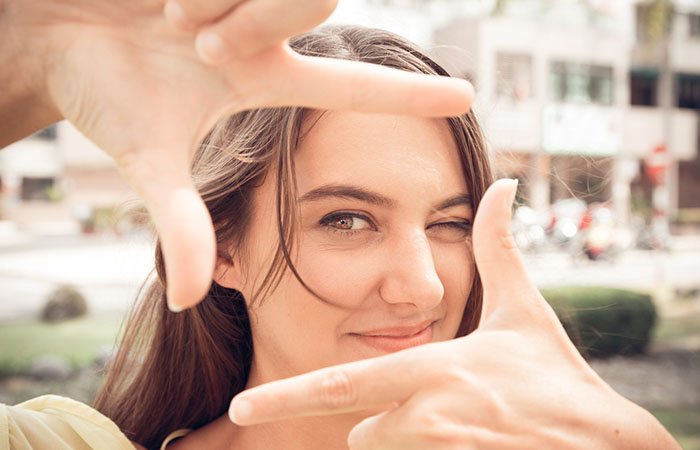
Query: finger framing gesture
229 179 680 450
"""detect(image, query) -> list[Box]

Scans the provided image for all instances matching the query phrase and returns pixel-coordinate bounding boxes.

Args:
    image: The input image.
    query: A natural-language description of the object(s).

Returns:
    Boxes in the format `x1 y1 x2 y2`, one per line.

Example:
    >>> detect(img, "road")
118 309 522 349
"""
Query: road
0 233 698 321
0 233 154 321
525 235 700 291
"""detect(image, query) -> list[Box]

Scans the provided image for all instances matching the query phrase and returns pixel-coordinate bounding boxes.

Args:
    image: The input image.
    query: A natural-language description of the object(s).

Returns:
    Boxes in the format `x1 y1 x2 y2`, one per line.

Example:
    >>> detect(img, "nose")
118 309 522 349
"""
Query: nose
378 233 444 310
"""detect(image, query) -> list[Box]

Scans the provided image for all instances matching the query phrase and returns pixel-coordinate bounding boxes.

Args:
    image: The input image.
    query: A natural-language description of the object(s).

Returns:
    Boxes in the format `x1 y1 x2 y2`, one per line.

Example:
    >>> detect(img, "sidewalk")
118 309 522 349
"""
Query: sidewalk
1 228 699 322
0 231 155 321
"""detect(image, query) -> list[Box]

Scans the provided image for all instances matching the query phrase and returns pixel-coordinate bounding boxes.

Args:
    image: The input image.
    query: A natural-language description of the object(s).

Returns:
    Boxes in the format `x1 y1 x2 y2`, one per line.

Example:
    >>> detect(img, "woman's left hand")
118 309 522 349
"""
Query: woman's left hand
227 179 679 450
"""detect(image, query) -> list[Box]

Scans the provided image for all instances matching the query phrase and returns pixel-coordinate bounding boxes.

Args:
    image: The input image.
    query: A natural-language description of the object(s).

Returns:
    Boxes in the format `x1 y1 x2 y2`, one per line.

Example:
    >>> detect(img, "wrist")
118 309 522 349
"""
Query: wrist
622 402 681 450
0 0 62 146
588 394 681 450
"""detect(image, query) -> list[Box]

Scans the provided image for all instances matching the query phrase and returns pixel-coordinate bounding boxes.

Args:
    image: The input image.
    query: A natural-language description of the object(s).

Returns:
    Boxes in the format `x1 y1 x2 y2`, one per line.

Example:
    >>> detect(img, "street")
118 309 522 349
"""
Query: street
0 233 699 322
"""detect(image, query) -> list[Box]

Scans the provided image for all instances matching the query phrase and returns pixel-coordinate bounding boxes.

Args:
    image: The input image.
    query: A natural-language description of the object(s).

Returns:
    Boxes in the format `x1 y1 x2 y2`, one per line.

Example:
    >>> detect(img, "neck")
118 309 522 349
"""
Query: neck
168 409 362 450
229 413 361 450
228 362 363 450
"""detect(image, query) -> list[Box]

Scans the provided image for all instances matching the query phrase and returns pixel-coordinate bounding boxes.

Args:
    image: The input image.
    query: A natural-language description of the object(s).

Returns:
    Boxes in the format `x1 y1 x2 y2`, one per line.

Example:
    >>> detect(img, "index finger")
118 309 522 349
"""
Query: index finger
262 49 474 118
229 345 434 425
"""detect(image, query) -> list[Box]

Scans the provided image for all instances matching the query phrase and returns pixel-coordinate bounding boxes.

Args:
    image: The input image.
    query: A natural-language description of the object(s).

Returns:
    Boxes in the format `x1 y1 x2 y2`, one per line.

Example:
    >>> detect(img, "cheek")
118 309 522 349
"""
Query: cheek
292 242 380 306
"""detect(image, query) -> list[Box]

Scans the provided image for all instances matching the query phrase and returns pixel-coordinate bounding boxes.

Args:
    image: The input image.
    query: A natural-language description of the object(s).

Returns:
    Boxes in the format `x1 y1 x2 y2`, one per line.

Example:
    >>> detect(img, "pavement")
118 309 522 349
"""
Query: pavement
0 230 699 322
525 234 700 291
0 232 155 321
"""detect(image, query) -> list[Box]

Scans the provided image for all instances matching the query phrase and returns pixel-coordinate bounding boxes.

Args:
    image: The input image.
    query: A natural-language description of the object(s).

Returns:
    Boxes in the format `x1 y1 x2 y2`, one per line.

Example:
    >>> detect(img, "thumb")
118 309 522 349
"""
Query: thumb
118 148 215 311
472 178 531 322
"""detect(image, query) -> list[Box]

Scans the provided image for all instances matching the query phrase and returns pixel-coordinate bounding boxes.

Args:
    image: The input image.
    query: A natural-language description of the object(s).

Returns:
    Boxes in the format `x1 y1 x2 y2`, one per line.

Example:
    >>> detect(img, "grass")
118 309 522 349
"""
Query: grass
0 315 123 376
0 305 698 447
654 310 700 345
651 406 700 450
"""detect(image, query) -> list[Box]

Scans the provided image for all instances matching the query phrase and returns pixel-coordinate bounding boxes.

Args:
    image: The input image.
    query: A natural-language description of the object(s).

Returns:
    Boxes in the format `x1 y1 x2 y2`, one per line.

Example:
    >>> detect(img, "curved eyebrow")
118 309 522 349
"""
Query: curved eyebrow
435 193 473 211
299 184 472 211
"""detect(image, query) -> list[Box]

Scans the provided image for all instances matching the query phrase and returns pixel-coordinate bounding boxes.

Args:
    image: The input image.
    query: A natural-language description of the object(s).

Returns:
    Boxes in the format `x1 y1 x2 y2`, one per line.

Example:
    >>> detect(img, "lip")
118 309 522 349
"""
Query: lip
350 320 435 353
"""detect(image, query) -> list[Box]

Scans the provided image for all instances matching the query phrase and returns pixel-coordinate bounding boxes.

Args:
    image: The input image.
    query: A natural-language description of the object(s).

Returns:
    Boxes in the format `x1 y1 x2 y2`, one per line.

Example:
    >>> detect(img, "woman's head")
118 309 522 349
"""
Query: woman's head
187 23 491 332
95 24 492 448
216 109 484 386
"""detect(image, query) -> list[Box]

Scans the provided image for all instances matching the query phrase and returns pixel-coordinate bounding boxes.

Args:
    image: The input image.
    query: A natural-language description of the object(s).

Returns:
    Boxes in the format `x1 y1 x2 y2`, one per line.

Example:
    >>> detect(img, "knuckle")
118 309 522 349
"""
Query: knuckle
318 369 358 409
499 232 519 252
403 406 475 448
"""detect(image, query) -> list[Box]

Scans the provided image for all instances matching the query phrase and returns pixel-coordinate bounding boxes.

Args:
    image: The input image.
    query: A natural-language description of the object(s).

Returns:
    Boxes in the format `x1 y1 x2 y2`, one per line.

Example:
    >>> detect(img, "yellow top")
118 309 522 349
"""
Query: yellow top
0 395 192 450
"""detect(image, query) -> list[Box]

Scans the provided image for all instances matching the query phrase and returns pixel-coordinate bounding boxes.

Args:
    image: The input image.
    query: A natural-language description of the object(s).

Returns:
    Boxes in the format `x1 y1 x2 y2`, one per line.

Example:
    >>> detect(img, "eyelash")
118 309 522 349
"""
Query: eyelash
431 220 473 232
318 212 472 236
319 212 375 236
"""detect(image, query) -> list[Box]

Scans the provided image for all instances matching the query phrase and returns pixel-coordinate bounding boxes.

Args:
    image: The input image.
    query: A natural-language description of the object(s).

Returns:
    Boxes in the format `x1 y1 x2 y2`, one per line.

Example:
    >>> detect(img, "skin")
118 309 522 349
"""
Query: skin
209 112 475 450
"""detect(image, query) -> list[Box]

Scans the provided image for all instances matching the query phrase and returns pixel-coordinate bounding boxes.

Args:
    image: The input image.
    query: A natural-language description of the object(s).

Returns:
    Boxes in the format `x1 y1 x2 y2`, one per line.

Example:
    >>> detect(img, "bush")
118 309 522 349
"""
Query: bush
541 286 657 358
40 285 88 323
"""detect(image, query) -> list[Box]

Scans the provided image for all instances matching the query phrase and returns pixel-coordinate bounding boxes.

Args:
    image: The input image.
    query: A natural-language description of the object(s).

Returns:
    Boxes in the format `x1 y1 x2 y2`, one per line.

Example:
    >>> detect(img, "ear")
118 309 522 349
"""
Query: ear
214 252 243 290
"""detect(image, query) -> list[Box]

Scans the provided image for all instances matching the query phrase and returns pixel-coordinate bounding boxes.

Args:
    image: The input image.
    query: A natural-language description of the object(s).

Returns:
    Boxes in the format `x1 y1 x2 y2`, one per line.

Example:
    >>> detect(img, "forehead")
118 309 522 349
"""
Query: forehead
294 112 468 200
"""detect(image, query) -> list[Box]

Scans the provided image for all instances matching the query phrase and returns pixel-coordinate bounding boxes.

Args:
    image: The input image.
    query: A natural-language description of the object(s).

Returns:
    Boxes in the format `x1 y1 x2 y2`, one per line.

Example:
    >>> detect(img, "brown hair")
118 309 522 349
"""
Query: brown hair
93 24 492 449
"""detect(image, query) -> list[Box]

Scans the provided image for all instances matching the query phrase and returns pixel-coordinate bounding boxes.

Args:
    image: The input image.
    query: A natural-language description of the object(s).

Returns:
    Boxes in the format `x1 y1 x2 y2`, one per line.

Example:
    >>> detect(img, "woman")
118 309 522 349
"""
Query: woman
0 14 678 450
87 26 677 450
92 25 488 449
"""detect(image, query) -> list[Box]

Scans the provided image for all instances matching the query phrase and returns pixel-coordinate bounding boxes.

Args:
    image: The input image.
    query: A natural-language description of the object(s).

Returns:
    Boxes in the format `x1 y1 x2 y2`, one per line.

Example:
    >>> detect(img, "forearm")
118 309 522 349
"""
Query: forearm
0 0 62 147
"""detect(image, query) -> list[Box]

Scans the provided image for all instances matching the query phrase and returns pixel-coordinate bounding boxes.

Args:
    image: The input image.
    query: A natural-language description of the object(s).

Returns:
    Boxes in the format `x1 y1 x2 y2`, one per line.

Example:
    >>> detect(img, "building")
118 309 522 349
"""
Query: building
629 0 700 218
1 0 698 235
0 122 135 234
432 0 700 228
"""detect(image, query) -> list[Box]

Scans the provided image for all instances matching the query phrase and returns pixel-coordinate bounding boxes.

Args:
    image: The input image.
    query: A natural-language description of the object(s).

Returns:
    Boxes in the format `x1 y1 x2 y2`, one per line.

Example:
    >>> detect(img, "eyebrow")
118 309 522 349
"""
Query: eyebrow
298 184 472 211
435 193 473 211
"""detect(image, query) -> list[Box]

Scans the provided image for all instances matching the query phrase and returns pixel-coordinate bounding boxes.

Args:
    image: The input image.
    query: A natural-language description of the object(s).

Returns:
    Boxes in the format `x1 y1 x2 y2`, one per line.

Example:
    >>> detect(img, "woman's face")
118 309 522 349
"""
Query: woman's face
226 112 475 386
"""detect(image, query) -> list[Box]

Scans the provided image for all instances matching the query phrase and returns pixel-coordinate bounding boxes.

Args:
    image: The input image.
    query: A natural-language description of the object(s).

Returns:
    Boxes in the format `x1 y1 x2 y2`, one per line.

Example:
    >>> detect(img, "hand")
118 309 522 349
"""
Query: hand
228 179 679 449
10 0 473 310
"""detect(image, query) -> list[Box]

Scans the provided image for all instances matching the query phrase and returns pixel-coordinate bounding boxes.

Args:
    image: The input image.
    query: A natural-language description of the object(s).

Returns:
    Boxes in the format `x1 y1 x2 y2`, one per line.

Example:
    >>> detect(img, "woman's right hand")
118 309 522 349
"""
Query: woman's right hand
4 0 474 310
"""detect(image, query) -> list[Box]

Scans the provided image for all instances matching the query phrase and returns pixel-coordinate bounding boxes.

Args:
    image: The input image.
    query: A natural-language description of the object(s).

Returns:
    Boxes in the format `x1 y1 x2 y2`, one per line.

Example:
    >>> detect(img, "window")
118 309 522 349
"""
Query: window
689 13 700 38
549 61 614 105
676 73 700 109
589 65 614 105
495 52 533 100
32 124 57 140
630 70 658 106
636 4 651 41
20 177 56 201
636 3 672 42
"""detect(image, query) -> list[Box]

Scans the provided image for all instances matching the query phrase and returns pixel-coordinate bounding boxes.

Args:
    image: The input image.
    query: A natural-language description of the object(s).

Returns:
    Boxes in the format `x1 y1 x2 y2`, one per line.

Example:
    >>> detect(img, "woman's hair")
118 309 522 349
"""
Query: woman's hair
93 24 492 449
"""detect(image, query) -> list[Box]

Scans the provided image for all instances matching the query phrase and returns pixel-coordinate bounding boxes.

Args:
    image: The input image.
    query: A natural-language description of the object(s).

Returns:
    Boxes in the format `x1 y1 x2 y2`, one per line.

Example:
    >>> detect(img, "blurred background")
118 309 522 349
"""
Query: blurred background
1 0 699 447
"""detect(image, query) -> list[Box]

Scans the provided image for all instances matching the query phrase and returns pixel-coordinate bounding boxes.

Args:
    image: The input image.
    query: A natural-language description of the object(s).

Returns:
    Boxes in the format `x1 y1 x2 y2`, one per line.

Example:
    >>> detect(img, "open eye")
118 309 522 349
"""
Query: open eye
320 212 375 233
427 220 472 242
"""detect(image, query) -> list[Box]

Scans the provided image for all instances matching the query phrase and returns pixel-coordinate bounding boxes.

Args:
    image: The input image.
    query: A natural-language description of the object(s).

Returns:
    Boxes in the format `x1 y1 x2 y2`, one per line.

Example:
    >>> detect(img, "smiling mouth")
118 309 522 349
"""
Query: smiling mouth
350 321 435 353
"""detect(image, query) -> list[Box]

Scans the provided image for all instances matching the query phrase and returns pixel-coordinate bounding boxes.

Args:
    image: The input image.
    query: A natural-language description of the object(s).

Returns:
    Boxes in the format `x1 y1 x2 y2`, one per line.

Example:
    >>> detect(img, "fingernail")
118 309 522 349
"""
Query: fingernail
196 31 228 64
229 398 252 424
163 1 192 30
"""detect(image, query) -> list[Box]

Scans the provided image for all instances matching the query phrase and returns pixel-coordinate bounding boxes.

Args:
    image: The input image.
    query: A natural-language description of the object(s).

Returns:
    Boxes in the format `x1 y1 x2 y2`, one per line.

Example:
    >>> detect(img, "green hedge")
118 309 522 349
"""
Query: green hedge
541 286 657 358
